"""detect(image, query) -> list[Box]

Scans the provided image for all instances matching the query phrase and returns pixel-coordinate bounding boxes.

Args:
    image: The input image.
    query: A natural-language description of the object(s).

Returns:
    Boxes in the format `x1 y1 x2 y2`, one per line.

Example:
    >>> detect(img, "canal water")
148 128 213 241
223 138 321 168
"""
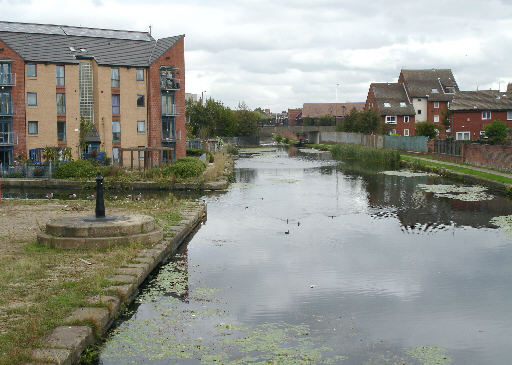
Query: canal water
98 147 512 364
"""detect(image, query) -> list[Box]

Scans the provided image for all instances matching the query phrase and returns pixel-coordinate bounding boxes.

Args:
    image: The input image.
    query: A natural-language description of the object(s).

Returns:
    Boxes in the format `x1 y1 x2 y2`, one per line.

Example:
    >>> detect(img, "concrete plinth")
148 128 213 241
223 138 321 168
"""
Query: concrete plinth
37 214 163 249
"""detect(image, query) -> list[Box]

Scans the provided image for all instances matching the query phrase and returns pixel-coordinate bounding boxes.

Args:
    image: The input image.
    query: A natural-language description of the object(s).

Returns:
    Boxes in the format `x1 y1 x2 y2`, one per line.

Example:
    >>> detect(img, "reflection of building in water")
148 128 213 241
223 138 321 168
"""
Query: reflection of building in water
340 166 512 231
236 168 257 184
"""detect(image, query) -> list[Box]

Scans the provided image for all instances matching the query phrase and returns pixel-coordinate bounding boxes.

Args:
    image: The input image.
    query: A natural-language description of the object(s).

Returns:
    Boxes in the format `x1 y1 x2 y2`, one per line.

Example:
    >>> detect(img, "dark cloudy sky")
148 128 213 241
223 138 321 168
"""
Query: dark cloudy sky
2 0 512 111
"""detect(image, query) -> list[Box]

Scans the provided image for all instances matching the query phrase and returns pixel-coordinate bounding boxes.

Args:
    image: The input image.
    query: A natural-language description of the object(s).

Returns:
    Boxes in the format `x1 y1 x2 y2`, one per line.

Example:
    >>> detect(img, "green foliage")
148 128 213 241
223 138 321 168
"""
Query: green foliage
164 157 206 180
79 115 94 154
441 107 452 129
54 160 96 179
415 122 438 140
97 165 127 178
301 115 336 127
339 108 382 134
273 134 283 143
331 143 401 169
483 120 508 144
186 148 214 163
283 137 290 144
186 99 259 138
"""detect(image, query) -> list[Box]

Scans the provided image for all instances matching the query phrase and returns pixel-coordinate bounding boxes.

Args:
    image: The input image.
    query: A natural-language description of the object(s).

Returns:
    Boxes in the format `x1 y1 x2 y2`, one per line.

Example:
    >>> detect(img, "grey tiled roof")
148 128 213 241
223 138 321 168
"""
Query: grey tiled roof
450 90 512 111
0 21 183 67
401 69 458 101
370 83 416 116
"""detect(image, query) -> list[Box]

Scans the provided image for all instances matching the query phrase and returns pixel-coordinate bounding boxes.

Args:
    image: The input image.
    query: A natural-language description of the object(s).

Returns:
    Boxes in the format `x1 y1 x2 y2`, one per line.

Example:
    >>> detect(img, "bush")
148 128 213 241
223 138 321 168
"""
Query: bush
484 120 508 145
187 148 214 163
54 160 96 179
331 143 400 169
98 165 127 178
415 122 438 140
164 157 206 179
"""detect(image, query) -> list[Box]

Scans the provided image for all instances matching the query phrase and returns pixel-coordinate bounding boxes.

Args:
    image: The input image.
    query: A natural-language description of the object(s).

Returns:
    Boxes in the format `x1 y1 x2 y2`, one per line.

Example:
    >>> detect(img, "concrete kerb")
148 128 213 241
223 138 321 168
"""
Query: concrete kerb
31 203 207 364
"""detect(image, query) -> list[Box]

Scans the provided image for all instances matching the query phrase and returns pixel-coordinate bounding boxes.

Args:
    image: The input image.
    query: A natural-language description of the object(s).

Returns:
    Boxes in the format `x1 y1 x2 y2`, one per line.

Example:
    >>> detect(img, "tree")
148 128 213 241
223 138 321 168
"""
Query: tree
483 120 508 145
441 107 451 130
79 115 94 155
235 102 259 136
415 122 438 140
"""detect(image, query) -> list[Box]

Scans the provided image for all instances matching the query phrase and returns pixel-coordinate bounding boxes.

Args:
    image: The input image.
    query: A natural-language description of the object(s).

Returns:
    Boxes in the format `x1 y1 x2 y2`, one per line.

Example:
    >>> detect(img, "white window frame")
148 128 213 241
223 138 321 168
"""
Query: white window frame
404 129 409 136
481 111 491 120
507 111 512 120
456 131 470 141
434 102 439 108
434 115 439 123
137 120 146 133
479 131 486 138
404 115 410 123
384 102 391 108
385 115 397 124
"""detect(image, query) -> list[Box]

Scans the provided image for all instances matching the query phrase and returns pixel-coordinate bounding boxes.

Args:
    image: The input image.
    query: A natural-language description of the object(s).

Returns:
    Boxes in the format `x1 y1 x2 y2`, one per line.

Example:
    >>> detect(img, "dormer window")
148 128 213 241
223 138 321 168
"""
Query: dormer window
384 102 391 107
445 87 455 94
400 102 406 107
431 88 439 93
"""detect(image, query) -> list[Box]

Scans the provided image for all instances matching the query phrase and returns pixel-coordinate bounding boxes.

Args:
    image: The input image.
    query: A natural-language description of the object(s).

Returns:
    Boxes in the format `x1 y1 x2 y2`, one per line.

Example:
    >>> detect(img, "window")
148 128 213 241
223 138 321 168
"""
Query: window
136 68 144 81
111 67 120 88
417 98 422 101
384 102 391 108
56 93 66 114
481 111 491 120
28 121 38 135
507 111 512 120
56 65 65 86
112 94 120 115
137 120 145 133
112 121 121 141
385 116 397 124
431 88 438 93
26 64 37 77
404 116 410 123
161 94 175 115
400 102 406 107
27 92 37 106
138 146 144 160
137 94 145 107
480 131 486 138
112 147 119 164
404 129 409 136
434 115 439 123
445 87 455 94
434 102 439 108
456 131 470 140
57 121 66 142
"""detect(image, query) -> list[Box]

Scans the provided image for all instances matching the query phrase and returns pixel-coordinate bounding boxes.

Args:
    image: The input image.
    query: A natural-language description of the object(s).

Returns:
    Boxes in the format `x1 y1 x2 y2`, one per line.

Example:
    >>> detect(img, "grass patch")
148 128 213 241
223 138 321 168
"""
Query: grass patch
331 143 401 169
0 196 197 364
401 155 512 185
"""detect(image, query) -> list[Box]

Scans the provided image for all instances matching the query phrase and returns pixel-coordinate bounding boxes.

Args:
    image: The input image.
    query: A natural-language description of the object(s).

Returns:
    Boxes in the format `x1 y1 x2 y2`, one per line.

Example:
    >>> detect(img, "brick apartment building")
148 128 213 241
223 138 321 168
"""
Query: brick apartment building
0 21 185 166
365 83 416 136
398 69 459 138
450 89 512 140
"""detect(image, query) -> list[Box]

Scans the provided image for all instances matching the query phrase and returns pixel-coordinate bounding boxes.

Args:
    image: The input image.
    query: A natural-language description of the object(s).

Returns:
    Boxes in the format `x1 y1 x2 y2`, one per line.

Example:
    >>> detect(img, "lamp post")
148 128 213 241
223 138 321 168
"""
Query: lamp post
201 90 207 105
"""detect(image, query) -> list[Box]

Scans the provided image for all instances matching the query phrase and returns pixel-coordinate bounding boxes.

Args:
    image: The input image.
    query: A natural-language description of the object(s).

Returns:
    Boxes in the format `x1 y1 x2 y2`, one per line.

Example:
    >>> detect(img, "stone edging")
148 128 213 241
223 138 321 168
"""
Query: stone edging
26 203 207 365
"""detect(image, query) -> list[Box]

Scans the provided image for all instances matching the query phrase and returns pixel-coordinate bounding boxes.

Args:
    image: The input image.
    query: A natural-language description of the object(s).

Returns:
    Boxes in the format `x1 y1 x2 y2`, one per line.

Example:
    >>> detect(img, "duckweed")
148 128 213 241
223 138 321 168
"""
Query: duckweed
405 346 452 365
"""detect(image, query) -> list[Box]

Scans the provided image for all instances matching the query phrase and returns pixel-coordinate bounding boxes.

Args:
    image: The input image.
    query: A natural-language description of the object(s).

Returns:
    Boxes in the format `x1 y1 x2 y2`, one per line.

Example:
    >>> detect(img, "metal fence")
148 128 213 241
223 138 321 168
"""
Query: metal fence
434 139 463 156
384 135 428 153
0 163 55 178
221 136 260 147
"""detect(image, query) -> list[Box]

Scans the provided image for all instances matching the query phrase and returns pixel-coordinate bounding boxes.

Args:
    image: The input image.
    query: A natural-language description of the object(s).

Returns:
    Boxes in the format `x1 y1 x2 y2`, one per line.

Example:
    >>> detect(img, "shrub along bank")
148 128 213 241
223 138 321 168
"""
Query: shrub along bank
330 143 401 169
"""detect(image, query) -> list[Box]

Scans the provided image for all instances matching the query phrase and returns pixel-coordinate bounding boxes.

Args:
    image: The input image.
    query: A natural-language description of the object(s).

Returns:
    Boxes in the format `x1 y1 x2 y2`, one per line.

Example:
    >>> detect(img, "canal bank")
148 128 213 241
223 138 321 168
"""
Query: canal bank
0 198 206 364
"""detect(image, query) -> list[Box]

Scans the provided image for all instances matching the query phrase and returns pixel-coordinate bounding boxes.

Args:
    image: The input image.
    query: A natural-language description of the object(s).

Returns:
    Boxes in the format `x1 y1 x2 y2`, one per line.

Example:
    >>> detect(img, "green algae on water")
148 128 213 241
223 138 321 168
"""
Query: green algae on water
417 184 493 201
405 346 452 365
490 215 512 238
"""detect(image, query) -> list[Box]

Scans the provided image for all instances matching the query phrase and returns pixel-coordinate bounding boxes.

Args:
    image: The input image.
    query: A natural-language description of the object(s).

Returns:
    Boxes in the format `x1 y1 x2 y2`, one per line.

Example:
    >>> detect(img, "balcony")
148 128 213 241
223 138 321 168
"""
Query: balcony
0 132 18 145
161 130 181 143
0 73 16 86
0 102 16 116
161 104 182 116
160 76 181 91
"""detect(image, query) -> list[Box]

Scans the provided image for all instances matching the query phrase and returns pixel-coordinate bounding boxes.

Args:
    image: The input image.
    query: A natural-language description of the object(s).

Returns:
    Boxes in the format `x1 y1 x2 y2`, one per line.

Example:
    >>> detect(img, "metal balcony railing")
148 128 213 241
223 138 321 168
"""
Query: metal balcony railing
0 73 15 86
0 103 16 116
0 132 18 145
160 77 181 90
161 104 182 116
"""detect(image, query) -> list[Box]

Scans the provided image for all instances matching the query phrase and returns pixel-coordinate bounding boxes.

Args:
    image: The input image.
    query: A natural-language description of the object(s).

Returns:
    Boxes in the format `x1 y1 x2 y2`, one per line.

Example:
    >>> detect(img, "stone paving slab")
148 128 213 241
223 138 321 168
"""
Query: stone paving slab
41 326 94 364
88 295 121 316
31 348 72 365
65 307 111 335
108 274 138 285
105 283 137 303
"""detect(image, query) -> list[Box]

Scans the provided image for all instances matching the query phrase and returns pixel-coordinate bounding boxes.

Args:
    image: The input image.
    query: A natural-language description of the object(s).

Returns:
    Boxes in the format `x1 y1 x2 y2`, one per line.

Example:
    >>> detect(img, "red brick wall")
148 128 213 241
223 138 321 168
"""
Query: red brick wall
287 108 301 126
148 36 186 163
427 100 449 138
451 110 511 141
464 143 512 172
0 39 26 158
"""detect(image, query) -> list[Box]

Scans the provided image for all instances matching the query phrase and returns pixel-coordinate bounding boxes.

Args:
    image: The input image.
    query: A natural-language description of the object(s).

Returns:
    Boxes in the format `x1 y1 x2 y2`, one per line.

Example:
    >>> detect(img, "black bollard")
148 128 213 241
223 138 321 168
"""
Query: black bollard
95 172 105 218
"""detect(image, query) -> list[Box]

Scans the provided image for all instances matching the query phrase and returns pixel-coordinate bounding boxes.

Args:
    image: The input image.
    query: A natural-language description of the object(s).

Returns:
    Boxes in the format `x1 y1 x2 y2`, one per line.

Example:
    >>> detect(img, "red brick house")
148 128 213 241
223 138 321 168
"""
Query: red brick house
287 108 302 126
398 69 459 138
449 90 512 141
365 83 416 136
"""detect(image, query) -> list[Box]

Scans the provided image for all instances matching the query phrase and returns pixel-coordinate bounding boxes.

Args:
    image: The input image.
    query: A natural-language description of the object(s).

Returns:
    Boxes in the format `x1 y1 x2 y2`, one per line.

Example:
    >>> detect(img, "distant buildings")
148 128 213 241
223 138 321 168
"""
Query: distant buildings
0 21 186 166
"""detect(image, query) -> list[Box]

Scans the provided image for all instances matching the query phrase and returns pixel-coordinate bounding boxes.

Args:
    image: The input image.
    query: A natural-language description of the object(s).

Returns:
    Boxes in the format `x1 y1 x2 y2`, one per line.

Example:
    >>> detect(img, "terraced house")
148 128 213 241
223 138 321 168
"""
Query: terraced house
0 21 185 166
